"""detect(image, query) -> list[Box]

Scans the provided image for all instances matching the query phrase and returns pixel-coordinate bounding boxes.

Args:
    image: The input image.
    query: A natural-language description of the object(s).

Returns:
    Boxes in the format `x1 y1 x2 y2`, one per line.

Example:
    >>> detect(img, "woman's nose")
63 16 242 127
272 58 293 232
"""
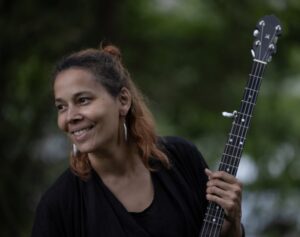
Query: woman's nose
66 106 82 123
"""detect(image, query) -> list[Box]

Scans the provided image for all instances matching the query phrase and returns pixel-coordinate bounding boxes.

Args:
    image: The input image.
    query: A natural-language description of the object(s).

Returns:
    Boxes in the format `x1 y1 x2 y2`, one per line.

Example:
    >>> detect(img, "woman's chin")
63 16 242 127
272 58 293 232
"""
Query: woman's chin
76 145 94 154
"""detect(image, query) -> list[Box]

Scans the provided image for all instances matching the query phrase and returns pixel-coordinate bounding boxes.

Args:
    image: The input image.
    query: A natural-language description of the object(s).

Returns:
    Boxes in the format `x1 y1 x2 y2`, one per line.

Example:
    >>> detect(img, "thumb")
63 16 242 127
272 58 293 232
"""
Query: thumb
205 168 213 179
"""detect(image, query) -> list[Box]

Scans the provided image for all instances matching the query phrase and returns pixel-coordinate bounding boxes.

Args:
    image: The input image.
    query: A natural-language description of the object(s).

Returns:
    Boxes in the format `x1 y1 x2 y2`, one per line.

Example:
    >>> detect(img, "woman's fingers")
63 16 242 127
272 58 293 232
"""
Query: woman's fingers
205 168 241 184
204 168 242 221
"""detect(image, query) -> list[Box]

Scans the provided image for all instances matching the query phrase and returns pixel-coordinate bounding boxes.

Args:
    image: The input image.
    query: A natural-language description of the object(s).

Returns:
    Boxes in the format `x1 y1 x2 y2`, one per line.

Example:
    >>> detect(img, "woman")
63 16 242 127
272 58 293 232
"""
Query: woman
32 44 244 237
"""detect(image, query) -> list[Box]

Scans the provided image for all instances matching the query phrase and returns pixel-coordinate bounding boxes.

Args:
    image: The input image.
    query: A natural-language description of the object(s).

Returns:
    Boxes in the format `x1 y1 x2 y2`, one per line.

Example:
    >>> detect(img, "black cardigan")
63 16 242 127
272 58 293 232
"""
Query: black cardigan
31 136 209 237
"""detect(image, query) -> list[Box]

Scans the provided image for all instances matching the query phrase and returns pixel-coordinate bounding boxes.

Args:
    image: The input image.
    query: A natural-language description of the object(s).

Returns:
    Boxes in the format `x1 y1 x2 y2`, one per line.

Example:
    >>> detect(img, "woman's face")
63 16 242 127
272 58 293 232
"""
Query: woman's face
54 68 129 154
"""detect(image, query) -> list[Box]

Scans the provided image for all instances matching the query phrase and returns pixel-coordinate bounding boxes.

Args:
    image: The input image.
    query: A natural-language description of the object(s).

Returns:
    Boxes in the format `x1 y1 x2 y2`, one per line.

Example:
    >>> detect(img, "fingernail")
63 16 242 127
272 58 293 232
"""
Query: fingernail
205 168 212 175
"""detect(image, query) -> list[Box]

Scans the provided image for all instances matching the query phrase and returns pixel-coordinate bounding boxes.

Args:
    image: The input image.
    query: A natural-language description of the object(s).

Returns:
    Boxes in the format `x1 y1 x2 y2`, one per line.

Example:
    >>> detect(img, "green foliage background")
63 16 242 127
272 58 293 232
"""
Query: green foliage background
1 0 300 236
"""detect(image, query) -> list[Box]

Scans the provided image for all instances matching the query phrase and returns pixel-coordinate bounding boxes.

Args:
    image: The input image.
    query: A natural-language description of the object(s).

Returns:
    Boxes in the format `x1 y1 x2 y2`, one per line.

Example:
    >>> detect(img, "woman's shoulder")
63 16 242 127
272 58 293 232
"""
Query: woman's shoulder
37 168 81 207
158 136 209 194
159 136 204 159
159 136 198 150
158 136 208 169
32 169 85 236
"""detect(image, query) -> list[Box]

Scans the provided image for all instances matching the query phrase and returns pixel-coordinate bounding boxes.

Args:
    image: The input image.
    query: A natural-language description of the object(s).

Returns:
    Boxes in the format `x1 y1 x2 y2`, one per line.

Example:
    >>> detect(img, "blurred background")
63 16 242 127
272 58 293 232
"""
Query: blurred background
1 0 300 236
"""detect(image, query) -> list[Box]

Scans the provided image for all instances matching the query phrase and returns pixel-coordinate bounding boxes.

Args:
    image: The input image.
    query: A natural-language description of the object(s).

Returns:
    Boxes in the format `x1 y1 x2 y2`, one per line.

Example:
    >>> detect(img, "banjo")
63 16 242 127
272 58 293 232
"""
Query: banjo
199 15 282 237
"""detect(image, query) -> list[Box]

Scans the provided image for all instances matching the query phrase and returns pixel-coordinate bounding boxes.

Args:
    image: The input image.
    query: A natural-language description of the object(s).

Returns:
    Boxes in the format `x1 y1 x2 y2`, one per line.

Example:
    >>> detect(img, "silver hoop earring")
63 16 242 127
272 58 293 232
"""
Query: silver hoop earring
72 144 78 157
123 122 128 141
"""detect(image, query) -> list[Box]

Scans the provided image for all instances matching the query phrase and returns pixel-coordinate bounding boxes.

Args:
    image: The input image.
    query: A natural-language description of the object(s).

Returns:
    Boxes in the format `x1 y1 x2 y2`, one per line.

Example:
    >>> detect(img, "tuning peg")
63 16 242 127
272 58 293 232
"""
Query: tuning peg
269 44 275 50
251 49 255 58
222 110 237 118
259 20 265 26
273 36 278 44
253 29 260 37
275 25 282 32
255 40 261 46
267 56 272 62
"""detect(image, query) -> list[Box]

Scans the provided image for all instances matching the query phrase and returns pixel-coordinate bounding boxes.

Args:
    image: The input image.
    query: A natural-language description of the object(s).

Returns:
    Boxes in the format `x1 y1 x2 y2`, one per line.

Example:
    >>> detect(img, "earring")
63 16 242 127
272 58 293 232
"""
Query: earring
72 144 78 157
123 122 128 141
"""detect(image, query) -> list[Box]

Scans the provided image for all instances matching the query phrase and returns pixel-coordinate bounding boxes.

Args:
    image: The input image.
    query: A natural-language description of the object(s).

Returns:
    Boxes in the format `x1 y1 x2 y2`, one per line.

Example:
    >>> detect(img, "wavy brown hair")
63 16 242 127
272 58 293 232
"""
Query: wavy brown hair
52 44 170 180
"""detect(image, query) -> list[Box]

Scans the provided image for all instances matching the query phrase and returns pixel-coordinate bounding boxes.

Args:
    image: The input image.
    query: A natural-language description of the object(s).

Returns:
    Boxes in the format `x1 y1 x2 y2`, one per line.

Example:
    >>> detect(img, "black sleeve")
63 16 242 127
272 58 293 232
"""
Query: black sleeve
31 194 64 237
31 169 81 237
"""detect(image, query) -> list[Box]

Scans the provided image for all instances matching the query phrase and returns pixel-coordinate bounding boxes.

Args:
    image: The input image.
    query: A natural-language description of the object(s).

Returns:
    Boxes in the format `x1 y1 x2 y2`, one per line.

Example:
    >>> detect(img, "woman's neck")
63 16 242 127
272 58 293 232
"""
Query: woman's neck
88 143 144 178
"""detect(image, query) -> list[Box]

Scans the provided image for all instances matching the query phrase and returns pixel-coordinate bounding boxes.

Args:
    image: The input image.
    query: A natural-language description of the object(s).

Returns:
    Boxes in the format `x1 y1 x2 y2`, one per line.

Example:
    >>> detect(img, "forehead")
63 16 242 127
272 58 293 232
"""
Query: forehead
54 68 104 98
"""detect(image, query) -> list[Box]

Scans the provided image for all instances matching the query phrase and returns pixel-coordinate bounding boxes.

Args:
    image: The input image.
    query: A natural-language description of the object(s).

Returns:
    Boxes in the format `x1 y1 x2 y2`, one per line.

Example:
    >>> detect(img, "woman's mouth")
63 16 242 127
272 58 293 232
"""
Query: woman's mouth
71 125 94 142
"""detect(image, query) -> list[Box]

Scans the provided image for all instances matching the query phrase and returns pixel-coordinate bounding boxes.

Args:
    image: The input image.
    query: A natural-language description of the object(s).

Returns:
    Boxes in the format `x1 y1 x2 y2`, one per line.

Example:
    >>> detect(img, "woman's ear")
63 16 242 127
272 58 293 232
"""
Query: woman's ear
118 87 132 116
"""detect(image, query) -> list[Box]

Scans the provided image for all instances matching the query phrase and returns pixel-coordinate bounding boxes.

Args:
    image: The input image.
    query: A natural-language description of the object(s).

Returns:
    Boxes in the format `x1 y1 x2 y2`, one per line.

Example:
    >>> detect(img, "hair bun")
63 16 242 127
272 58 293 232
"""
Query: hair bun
102 45 122 61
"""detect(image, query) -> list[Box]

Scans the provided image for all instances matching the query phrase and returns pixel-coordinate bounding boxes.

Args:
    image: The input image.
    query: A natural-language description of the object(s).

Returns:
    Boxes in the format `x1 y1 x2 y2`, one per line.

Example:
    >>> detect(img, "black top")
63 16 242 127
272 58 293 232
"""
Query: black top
129 172 185 237
31 136 209 237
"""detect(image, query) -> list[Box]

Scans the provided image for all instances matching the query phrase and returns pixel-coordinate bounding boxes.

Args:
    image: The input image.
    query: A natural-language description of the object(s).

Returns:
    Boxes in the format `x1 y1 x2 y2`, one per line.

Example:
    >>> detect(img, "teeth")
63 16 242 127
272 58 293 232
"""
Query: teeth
73 127 90 136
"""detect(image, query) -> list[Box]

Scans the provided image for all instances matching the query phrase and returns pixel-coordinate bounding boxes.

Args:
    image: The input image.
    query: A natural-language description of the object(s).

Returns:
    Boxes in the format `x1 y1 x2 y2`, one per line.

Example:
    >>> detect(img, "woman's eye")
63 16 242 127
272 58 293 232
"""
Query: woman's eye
56 104 65 112
78 97 90 104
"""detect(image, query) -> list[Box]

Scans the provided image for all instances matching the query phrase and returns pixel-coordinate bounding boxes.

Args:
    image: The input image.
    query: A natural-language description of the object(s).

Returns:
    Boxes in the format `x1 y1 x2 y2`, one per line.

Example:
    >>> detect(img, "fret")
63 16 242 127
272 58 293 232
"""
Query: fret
221 153 241 163
225 143 244 152
224 143 243 151
200 227 222 237
220 161 239 169
201 202 225 229
203 213 224 225
239 107 254 119
229 126 247 134
222 153 241 161
222 148 243 157
206 202 222 210
200 224 222 237
228 133 247 141
240 105 255 115
223 146 244 157
231 122 249 130
230 128 247 139
224 141 244 153
244 87 258 93
253 58 267 64
205 204 222 214
235 112 251 123
219 163 238 174
243 89 258 104
221 155 242 171
226 139 245 148
237 111 252 119
205 212 224 222
248 80 262 89
205 202 223 214
222 152 243 163
249 74 263 80
241 99 256 106
235 116 250 124
227 134 246 143
221 156 241 166
251 61 266 73
246 75 263 91
221 154 241 169
203 219 223 227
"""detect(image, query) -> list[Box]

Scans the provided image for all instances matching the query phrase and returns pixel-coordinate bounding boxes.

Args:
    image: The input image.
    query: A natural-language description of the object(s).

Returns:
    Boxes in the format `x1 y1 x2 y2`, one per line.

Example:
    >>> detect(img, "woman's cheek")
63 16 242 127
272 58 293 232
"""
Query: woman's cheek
57 115 67 132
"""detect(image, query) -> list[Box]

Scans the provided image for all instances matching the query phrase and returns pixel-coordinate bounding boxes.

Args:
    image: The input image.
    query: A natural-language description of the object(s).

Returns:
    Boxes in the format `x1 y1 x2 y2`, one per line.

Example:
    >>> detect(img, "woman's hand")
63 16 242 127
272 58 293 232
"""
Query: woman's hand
205 168 243 237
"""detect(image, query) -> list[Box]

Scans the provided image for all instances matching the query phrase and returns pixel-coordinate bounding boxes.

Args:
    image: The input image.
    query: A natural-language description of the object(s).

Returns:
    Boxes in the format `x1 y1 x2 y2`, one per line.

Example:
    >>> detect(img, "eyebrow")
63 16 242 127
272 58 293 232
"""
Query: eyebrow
55 91 94 103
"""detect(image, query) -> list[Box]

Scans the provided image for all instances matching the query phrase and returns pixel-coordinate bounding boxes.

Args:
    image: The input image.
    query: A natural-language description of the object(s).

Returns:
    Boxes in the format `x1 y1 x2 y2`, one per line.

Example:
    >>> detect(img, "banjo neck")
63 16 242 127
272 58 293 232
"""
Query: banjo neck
199 15 282 237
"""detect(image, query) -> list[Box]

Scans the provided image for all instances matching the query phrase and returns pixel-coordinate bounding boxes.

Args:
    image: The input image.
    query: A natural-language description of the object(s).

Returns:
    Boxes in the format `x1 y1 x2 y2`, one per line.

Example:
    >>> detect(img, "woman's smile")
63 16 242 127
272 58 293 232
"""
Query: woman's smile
70 124 95 142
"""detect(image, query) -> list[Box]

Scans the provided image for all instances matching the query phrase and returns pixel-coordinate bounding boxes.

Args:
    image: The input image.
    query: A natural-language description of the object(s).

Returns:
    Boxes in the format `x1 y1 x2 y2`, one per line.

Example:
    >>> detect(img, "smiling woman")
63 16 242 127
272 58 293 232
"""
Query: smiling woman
31 44 244 237
54 68 131 164
52 45 170 180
